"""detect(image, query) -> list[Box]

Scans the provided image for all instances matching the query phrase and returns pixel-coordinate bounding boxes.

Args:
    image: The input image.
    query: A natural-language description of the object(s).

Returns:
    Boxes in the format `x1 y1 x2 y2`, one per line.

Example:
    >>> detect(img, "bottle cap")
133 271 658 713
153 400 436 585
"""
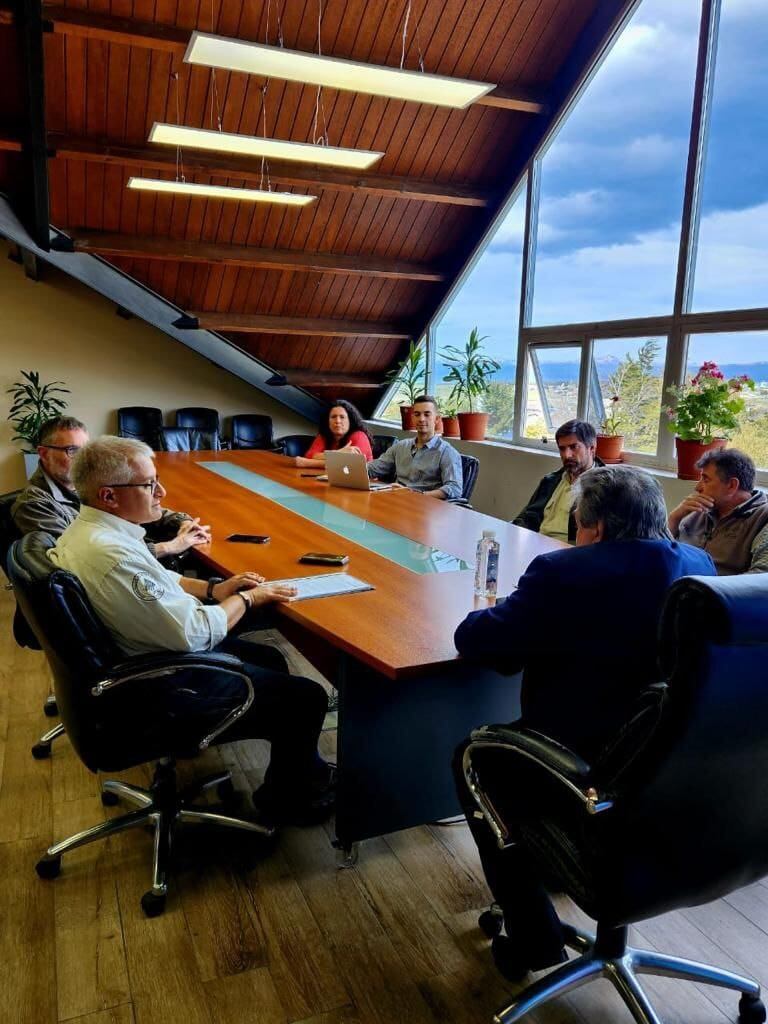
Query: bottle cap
482 529 496 539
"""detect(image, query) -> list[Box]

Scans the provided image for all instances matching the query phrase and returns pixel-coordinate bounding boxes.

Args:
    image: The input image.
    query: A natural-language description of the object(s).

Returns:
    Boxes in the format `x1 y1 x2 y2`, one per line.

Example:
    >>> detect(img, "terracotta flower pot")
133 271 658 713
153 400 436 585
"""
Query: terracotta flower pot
441 416 461 438
399 405 415 430
675 436 727 480
458 411 489 441
595 434 624 462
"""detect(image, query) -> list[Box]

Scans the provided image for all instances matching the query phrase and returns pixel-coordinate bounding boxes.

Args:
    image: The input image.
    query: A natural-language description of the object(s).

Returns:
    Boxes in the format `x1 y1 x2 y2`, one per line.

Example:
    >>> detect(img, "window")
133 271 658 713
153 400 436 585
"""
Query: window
531 0 699 325
433 188 526 439
685 332 768 469
522 344 582 442
691 2 768 311
586 336 667 454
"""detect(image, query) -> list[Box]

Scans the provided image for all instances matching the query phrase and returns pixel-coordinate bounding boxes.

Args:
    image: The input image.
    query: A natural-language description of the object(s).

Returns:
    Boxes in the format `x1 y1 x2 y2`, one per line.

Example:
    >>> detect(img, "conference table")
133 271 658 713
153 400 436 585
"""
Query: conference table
156 449 563 855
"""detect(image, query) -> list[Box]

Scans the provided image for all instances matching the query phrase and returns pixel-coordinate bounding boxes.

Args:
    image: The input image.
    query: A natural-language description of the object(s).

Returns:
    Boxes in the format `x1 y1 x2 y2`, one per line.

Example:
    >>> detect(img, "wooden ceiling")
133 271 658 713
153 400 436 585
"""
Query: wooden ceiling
0 0 611 414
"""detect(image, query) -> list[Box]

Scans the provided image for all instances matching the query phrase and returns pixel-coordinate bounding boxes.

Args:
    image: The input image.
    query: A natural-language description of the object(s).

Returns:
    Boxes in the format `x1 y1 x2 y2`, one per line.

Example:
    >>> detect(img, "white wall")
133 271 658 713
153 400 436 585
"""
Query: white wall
0 249 312 493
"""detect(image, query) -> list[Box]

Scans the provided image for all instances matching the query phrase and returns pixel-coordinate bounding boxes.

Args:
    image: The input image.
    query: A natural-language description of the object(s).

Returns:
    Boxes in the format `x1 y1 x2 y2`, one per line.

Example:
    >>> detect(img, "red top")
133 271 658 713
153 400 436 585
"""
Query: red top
305 430 373 460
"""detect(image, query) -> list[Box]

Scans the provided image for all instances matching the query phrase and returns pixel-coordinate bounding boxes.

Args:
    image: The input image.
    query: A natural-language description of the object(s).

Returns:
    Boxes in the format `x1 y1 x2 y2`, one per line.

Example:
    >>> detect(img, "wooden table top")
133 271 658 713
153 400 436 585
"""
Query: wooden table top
155 450 564 679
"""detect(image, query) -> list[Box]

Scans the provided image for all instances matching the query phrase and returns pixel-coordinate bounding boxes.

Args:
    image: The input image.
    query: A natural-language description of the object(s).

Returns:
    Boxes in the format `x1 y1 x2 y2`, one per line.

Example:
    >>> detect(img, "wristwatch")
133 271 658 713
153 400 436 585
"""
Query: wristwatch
205 576 224 603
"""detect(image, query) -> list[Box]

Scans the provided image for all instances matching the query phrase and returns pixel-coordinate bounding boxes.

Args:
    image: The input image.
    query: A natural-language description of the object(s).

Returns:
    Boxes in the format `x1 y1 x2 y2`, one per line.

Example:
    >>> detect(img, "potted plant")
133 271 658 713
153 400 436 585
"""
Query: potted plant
439 401 461 438
6 370 70 478
384 340 425 430
665 361 754 480
441 327 500 441
595 394 624 462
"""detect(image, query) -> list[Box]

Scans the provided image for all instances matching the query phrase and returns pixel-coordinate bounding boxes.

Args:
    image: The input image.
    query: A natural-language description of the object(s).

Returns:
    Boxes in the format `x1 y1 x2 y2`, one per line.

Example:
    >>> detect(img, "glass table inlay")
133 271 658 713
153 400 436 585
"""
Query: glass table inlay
198 462 471 575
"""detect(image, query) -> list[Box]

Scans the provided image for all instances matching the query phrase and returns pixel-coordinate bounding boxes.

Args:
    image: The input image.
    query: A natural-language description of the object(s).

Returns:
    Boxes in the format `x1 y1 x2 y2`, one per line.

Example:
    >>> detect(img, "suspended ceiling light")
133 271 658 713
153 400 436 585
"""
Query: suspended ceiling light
126 177 315 205
149 122 383 170
184 32 495 109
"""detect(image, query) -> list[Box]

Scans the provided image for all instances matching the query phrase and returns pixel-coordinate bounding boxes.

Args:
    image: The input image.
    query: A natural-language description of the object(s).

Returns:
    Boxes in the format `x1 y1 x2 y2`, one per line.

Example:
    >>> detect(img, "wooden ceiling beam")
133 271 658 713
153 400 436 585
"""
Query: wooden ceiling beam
175 312 412 339
268 371 382 389
22 5 546 114
47 135 491 207
55 230 445 282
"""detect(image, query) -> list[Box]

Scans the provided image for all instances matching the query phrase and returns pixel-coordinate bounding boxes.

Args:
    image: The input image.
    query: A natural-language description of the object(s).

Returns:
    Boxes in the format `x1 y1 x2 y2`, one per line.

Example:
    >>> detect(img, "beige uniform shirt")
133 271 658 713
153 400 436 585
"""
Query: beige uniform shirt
48 505 227 656
539 473 573 543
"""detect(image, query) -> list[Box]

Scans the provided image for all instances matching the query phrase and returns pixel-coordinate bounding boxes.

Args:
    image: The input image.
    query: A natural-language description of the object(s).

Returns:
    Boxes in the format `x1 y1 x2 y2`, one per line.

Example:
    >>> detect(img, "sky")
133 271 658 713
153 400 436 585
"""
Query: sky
435 0 768 366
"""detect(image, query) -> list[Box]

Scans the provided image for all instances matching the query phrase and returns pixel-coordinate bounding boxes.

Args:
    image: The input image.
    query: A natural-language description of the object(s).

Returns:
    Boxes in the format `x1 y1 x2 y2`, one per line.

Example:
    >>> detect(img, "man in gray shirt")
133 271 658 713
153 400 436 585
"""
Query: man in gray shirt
367 395 463 500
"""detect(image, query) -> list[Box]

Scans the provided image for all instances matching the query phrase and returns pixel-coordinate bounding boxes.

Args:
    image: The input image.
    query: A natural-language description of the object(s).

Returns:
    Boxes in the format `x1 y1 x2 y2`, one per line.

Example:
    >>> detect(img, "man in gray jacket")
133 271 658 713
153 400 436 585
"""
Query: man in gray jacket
12 416 209 563
668 448 768 574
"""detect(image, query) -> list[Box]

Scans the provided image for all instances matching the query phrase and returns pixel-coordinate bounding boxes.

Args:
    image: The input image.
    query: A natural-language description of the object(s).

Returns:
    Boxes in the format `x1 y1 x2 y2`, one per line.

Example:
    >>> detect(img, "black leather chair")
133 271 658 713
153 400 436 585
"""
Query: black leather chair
371 434 395 459
231 414 275 450
275 434 316 458
159 427 221 452
8 532 273 917
176 407 220 433
446 454 479 508
463 574 768 1024
117 407 163 449
0 490 62 745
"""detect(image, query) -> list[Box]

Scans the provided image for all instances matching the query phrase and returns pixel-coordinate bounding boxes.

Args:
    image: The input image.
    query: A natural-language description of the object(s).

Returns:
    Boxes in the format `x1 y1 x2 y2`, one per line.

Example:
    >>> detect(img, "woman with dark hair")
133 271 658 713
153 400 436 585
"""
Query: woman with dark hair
293 399 373 468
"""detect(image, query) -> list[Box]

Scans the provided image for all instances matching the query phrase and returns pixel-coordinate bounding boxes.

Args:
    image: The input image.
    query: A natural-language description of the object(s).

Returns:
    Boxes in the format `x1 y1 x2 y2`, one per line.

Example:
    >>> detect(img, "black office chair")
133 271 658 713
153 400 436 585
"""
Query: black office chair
0 490 62 745
463 574 768 1024
176 407 220 433
275 434 316 458
371 434 395 459
231 414 275 450
447 454 479 508
159 427 222 452
8 532 274 917
117 407 163 449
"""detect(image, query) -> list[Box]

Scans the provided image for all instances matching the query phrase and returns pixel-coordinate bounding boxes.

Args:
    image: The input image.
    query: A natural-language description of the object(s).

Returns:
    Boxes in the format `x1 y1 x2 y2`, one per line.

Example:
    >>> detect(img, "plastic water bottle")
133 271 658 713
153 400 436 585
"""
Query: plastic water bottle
474 529 500 598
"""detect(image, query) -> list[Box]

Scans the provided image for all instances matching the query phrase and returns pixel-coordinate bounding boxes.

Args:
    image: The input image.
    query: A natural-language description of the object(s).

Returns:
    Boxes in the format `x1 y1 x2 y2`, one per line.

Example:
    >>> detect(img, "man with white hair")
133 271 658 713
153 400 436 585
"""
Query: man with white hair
48 436 334 824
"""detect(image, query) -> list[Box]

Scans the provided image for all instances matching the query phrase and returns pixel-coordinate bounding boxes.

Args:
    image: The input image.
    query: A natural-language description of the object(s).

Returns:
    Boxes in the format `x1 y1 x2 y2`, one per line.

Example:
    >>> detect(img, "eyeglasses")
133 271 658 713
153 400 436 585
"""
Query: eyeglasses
106 478 163 494
40 444 82 457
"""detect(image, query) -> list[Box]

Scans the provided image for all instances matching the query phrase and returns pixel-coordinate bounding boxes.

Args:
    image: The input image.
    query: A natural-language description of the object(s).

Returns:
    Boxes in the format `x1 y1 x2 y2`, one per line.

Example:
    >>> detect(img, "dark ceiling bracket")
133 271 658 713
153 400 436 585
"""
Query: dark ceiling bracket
173 314 200 329
17 0 50 252
50 231 74 252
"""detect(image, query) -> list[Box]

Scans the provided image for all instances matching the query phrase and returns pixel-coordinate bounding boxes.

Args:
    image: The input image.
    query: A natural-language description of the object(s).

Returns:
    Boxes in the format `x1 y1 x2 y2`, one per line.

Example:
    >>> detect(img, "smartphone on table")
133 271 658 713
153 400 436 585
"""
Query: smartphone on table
226 534 270 544
299 553 349 566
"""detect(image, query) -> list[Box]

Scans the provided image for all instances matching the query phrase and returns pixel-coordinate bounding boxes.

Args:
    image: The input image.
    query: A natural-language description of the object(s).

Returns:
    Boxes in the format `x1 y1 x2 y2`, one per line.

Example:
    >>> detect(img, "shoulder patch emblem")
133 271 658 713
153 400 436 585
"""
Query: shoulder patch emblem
131 573 165 602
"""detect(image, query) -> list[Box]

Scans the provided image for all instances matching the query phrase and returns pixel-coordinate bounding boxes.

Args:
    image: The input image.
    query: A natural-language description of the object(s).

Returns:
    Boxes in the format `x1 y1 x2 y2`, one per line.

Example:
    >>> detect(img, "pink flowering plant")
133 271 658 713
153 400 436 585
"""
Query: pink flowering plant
600 395 624 435
665 361 755 443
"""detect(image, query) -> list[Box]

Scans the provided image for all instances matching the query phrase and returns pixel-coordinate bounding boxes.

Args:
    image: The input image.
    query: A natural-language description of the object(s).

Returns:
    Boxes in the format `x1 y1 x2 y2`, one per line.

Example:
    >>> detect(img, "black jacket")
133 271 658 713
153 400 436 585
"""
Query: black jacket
512 457 605 543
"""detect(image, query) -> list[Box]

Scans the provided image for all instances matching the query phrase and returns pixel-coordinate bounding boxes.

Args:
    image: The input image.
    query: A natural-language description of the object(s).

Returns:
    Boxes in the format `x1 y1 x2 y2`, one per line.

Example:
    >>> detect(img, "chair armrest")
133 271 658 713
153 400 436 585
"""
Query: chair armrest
447 497 473 509
464 725 613 849
91 651 254 750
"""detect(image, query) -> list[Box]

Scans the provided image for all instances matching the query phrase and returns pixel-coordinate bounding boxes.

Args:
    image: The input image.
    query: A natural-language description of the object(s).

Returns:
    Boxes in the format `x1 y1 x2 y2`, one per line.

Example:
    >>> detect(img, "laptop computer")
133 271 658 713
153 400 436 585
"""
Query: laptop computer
324 450 395 491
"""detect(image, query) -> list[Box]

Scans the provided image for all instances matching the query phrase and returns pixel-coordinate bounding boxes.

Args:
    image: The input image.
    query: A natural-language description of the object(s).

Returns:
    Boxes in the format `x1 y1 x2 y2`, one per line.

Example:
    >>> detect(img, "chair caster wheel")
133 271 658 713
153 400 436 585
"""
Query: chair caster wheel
141 891 166 918
36 856 61 879
43 699 59 718
739 994 767 1023
31 742 51 760
101 790 120 806
479 906 504 938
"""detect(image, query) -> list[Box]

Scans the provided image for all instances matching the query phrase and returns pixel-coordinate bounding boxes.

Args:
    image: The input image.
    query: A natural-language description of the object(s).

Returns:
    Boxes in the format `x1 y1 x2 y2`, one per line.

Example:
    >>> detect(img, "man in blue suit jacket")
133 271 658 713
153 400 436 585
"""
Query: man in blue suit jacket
453 465 716 980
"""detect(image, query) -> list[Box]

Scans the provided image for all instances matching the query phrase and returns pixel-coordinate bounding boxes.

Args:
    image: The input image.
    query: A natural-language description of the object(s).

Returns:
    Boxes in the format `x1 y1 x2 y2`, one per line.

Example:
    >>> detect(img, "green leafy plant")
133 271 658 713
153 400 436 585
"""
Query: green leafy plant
384 340 426 406
440 327 500 413
665 362 755 443
6 370 70 451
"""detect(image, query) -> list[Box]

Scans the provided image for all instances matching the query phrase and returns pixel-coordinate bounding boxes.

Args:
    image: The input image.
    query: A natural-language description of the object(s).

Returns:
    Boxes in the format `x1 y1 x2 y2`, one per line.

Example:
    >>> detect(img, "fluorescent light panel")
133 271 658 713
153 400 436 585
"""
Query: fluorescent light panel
185 32 494 109
126 177 315 205
149 122 383 170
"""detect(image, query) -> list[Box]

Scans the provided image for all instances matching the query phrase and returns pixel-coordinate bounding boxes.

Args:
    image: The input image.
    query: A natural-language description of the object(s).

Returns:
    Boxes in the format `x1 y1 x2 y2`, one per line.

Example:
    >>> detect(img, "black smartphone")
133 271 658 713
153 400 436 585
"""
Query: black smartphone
226 534 270 544
299 552 349 566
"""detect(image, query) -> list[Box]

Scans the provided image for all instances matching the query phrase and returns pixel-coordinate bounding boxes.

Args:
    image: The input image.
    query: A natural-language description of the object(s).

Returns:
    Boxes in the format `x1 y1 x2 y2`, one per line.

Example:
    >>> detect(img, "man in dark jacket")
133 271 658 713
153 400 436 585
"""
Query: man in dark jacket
12 416 209 563
454 465 716 980
668 448 768 574
513 419 603 543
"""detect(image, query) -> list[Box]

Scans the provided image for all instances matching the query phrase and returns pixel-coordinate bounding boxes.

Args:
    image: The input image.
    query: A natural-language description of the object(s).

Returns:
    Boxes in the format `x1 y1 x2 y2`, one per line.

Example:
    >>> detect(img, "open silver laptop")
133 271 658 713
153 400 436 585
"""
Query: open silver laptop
324 450 394 491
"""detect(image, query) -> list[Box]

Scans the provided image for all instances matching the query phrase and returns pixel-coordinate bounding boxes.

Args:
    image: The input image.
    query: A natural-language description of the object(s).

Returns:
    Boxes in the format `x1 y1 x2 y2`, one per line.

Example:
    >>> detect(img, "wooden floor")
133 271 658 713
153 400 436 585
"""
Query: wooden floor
1 586 767 1024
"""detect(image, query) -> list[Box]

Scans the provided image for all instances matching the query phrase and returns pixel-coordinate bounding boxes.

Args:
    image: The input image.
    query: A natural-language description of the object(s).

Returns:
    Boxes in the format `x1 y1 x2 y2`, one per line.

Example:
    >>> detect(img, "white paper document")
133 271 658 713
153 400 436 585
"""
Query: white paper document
269 573 374 601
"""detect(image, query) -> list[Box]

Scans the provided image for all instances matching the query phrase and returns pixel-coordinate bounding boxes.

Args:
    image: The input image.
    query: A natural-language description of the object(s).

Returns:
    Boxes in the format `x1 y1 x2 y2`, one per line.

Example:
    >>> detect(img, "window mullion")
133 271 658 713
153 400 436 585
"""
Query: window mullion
513 161 541 443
